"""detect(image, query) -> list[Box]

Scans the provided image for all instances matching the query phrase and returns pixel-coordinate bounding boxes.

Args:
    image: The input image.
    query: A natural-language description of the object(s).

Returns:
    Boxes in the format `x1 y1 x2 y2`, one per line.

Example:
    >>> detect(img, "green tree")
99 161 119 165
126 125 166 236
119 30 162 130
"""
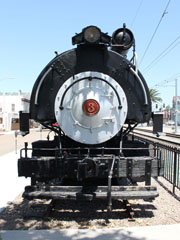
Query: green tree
149 88 162 103
165 105 171 110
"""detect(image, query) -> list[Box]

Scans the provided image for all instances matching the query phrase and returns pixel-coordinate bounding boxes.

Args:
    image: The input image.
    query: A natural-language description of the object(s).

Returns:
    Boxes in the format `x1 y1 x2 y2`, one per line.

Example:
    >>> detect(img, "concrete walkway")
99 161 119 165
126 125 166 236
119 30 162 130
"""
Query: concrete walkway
1 224 180 240
0 151 30 212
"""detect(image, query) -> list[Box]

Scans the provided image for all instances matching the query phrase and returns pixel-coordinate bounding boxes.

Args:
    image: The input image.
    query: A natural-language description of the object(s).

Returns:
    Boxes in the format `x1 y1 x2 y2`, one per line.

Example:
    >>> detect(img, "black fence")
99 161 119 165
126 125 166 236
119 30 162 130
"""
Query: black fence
135 136 180 194
160 144 180 193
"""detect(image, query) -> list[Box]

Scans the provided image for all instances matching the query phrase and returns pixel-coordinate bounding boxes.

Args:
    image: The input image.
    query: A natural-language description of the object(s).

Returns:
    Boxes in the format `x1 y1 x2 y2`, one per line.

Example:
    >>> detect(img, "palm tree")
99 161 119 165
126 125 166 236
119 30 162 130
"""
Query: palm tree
147 88 162 126
149 88 162 103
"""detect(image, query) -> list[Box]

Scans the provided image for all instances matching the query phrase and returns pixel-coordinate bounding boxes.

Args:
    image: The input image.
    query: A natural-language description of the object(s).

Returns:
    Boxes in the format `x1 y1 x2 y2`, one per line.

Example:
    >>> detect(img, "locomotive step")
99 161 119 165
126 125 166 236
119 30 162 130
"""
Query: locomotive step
23 185 159 200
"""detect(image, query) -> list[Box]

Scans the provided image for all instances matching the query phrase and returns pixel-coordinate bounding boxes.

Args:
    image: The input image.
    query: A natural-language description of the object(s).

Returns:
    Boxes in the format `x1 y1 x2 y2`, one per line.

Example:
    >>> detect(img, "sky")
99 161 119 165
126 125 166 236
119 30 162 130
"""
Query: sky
0 0 180 108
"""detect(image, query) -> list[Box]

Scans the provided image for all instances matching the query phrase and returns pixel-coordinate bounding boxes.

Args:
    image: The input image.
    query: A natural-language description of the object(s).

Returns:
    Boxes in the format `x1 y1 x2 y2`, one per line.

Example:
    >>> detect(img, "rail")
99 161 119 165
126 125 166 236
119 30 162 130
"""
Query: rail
135 127 180 140
20 146 153 158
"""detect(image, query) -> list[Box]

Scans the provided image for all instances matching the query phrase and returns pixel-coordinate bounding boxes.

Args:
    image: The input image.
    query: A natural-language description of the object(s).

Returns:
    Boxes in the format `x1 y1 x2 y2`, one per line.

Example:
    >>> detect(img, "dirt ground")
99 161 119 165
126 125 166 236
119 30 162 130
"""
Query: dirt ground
0 177 180 230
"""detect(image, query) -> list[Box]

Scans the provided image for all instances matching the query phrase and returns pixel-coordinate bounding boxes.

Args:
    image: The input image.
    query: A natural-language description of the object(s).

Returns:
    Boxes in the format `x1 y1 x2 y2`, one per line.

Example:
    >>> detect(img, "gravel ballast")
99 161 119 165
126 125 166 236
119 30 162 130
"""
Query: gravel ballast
0 177 180 230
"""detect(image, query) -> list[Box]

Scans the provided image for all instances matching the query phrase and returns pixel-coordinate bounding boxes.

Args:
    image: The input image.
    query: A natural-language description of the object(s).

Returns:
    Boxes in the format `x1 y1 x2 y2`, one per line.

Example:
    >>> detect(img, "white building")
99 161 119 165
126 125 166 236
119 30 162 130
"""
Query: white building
0 90 30 131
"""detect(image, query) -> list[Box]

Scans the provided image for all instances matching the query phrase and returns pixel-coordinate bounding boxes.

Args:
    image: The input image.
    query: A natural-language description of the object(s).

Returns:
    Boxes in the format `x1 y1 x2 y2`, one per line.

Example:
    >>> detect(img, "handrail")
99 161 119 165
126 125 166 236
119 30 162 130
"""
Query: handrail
59 76 122 110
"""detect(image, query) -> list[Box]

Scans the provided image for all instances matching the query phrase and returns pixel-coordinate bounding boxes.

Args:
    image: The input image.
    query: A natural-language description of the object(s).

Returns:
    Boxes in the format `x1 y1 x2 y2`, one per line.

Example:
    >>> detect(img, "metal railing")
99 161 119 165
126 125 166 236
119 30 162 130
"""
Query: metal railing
135 136 180 194
20 136 180 195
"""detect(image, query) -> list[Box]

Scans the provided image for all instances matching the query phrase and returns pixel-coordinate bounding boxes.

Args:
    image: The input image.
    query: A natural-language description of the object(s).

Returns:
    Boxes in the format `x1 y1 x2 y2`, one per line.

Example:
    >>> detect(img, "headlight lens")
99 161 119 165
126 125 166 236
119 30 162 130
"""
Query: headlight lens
84 26 101 43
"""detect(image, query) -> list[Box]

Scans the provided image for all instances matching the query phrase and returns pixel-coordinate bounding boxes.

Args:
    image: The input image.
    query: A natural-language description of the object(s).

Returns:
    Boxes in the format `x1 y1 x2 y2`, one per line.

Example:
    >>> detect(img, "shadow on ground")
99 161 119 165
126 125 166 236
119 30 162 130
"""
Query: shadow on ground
1 228 147 240
0 196 156 230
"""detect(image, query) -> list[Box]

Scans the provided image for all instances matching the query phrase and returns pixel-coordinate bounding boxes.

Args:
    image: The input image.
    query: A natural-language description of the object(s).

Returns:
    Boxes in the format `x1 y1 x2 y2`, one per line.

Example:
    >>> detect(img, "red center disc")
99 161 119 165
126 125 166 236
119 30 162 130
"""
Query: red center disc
82 99 100 116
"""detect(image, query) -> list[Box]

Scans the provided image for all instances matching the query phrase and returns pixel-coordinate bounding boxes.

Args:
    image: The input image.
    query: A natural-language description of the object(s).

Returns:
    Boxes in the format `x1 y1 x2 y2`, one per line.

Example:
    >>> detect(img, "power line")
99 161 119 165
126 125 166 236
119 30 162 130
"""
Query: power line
145 41 180 73
143 36 180 73
152 73 180 88
130 0 144 27
139 0 172 66
0 77 15 82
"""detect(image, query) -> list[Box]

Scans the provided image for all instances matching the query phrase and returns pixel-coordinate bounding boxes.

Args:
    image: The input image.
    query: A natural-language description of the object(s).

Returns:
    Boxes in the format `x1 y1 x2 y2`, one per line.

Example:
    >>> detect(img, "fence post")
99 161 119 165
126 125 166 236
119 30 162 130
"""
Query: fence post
173 148 177 194
154 142 158 158
14 131 18 154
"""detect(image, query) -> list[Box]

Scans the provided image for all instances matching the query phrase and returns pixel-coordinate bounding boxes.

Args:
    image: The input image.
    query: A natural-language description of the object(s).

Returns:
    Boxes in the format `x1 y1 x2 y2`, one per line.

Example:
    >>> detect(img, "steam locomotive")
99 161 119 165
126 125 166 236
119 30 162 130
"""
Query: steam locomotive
18 25 161 210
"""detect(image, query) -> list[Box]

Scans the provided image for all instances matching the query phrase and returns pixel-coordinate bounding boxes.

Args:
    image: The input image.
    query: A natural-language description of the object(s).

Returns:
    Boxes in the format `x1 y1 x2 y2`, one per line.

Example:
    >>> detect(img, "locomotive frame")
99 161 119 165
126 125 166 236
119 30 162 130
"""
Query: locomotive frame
18 25 163 211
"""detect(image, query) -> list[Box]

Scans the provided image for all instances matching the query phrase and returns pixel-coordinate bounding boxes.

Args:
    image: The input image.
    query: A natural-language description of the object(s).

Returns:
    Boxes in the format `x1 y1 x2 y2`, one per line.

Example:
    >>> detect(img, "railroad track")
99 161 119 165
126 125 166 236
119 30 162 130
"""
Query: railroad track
135 127 180 138
131 127 180 146
23 198 135 221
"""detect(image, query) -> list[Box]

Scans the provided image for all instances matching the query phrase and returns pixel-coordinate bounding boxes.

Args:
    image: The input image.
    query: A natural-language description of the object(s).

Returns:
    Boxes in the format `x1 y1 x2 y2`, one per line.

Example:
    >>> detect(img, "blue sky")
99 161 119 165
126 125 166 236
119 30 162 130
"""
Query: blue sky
0 0 180 107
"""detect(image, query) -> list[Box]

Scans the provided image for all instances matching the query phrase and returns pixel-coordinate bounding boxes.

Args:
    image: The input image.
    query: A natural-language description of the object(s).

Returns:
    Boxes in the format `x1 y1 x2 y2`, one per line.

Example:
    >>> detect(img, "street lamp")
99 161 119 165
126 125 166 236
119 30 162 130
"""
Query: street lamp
154 78 178 134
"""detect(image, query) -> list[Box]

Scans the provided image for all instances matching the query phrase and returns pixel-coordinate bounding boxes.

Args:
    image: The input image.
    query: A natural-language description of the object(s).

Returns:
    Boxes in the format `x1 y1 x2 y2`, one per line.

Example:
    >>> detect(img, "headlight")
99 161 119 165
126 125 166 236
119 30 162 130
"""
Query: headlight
112 26 134 49
83 26 101 43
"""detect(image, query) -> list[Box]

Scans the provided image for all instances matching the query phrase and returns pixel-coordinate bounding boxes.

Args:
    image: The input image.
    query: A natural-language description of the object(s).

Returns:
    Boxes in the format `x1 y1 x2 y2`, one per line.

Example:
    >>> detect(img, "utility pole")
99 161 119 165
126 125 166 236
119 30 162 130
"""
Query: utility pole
175 78 178 134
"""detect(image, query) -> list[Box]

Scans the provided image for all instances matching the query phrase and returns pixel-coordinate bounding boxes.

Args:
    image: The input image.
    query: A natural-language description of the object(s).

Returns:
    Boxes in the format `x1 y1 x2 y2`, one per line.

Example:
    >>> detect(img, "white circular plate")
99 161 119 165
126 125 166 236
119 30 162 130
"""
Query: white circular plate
54 71 128 144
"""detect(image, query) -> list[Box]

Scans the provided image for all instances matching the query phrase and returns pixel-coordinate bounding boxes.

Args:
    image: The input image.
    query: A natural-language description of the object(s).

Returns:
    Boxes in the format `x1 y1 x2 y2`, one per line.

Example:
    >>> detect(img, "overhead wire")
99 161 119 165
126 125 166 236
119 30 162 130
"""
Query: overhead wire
150 73 180 107
139 0 172 66
0 77 15 82
130 0 144 27
151 72 180 88
143 36 180 73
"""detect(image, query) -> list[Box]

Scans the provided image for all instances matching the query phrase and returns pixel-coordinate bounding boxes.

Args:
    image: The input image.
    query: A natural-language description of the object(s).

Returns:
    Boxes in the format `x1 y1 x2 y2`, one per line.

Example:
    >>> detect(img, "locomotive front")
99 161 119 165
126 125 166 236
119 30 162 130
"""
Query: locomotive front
18 25 162 208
